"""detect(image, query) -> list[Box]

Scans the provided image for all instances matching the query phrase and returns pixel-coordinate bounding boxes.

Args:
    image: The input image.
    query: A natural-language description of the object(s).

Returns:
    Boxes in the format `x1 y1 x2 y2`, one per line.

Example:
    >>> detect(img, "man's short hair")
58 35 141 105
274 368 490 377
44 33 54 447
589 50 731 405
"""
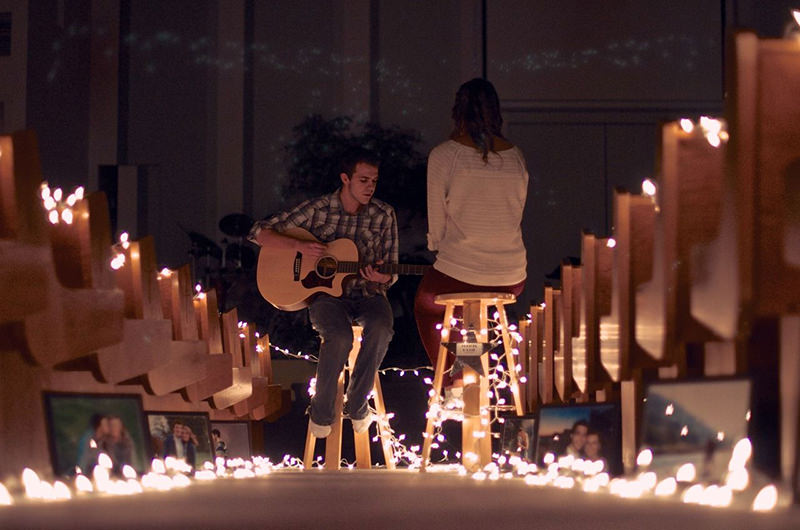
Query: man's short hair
211 429 221 437
572 419 589 431
172 420 185 428
341 147 380 177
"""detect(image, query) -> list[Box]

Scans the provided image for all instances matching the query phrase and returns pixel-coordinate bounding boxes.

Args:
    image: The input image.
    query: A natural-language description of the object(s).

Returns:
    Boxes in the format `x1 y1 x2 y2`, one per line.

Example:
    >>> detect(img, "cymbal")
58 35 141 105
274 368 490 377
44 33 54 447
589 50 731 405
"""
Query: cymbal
219 213 254 237
188 231 222 259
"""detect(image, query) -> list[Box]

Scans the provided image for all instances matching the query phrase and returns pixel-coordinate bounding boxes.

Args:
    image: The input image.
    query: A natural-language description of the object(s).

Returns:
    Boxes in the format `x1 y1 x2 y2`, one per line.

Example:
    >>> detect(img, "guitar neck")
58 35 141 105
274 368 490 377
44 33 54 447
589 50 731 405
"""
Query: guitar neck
337 262 428 275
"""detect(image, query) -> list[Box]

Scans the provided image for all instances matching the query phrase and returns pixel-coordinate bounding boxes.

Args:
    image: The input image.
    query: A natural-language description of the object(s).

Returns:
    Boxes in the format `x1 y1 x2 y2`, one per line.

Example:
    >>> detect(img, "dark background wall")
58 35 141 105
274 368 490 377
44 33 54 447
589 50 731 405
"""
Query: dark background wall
4 0 800 317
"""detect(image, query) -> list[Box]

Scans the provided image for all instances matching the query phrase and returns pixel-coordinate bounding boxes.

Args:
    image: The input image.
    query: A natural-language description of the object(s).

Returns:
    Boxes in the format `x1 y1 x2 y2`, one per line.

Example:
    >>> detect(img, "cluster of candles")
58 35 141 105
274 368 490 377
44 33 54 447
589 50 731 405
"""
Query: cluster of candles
38 181 131 271
0 438 781 514
470 439 780 512
679 116 729 148
38 182 84 226
0 453 302 506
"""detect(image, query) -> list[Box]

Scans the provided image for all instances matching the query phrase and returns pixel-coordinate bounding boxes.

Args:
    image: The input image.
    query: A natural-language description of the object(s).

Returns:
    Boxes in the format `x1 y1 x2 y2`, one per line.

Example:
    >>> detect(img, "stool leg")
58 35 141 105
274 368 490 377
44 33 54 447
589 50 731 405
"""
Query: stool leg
303 427 316 470
347 327 372 469
421 303 455 471
462 365 483 473
498 305 525 415
465 300 490 470
372 373 396 469
324 369 346 469
353 429 372 468
478 353 492 466
462 299 491 473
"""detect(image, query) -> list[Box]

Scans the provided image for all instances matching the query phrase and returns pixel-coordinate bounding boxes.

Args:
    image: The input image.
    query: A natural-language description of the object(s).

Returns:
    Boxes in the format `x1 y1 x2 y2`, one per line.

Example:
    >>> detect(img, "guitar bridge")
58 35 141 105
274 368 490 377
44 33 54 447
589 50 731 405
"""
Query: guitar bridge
293 252 302 281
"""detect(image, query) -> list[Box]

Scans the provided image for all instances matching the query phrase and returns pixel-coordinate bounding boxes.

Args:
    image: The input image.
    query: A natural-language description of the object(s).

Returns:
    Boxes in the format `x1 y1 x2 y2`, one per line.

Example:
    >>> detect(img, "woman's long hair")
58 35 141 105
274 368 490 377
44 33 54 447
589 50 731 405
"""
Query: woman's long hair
450 78 505 162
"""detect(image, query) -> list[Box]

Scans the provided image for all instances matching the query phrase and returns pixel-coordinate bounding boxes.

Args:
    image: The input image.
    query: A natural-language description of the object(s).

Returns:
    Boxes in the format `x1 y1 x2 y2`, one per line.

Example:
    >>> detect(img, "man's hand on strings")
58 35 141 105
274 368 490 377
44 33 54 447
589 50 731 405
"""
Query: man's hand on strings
361 260 391 284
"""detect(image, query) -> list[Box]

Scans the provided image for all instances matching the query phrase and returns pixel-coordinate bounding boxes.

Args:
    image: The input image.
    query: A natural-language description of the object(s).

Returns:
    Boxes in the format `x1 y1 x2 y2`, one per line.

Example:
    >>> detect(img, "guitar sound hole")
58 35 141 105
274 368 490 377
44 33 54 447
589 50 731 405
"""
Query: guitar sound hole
316 257 337 279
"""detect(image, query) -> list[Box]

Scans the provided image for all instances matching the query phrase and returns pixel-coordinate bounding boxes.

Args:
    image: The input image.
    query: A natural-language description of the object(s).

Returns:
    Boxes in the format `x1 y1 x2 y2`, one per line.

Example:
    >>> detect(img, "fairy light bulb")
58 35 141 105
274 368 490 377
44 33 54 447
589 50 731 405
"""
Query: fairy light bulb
654 477 677 497
641 178 657 197
98 453 113 469
636 449 653 467
676 462 696 482
793 8 800 27
606 238 616 248
752 484 778 511
75 474 93 493
0 483 12 505
682 484 704 504
729 438 752 469
61 208 73 224
122 465 137 479
53 481 72 501
21 468 41 497
679 118 694 133
74 186 85 200
726 467 749 491
48 210 59 224
53 188 63 201
151 459 167 474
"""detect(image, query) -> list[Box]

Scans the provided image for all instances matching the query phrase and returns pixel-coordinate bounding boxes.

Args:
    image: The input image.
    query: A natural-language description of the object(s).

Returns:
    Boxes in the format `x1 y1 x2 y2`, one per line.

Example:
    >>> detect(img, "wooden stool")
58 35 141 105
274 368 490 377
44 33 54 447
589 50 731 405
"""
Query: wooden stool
421 292 524 472
303 326 396 470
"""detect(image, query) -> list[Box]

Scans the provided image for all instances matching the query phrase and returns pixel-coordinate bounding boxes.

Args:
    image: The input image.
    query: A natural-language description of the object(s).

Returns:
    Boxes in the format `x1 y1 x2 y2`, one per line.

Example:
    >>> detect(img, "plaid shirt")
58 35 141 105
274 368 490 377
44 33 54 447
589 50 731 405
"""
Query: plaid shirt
249 188 399 297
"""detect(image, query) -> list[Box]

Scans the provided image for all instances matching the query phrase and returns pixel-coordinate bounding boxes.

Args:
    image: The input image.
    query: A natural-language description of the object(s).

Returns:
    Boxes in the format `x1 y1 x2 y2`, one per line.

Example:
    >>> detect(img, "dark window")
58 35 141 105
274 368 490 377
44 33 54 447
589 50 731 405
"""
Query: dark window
0 12 10 56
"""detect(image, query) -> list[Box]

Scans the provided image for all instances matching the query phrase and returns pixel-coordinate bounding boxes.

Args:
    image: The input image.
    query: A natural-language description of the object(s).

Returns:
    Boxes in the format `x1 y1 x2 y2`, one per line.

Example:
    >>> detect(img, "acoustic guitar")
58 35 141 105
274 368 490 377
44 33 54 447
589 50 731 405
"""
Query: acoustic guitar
256 227 429 310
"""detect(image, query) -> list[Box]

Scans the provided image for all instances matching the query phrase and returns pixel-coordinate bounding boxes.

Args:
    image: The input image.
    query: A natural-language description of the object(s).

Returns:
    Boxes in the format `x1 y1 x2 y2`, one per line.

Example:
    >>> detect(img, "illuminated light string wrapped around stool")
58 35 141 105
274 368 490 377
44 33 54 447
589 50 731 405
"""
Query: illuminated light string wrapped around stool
267 310 524 468
420 292 526 473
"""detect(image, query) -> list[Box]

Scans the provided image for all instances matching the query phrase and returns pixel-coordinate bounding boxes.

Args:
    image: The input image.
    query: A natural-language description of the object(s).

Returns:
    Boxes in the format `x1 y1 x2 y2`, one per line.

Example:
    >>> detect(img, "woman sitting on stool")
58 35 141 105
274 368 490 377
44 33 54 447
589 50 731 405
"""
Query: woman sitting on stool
414 78 529 406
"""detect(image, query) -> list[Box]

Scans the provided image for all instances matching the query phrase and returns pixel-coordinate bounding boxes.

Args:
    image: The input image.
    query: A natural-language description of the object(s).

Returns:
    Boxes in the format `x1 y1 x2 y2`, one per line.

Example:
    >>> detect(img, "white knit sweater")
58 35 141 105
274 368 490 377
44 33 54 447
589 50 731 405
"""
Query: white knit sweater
426 139 528 285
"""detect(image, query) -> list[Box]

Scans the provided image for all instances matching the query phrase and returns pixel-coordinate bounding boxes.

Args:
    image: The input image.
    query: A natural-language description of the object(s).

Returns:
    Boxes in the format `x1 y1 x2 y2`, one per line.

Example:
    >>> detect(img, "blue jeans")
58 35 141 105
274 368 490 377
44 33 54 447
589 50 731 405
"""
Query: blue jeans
308 293 394 426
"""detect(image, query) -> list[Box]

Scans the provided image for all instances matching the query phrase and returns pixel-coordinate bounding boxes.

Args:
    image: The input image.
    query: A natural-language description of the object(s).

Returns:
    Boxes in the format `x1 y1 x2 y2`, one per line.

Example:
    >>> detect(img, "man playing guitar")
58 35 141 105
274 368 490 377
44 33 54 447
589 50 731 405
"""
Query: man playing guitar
248 148 398 438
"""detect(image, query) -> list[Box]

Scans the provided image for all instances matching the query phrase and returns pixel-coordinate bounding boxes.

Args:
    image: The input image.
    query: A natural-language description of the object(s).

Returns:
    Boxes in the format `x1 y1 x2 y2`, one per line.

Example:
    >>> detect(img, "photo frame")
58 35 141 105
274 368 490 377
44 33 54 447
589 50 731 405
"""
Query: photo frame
43 392 151 477
499 414 537 462
210 421 252 460
146 411 213 469
640 377 751 482
536 402 622 475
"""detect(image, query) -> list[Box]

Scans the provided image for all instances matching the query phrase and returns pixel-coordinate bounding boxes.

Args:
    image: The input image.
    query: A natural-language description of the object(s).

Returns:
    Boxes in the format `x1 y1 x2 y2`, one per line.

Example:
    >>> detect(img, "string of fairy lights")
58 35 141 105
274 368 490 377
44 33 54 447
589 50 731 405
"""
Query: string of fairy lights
295 308 529 468
8 113 783 512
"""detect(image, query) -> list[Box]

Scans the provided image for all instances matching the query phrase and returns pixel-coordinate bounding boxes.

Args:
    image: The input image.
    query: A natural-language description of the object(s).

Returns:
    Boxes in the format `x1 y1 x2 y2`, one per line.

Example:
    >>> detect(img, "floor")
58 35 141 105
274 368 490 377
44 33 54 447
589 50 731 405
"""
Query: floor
1 469 798 530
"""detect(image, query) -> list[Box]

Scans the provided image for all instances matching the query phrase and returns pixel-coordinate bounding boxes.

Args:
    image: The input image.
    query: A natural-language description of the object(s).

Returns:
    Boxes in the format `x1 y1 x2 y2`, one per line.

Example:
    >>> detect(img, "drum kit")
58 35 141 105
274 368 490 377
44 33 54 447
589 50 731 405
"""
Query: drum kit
187 213 258 309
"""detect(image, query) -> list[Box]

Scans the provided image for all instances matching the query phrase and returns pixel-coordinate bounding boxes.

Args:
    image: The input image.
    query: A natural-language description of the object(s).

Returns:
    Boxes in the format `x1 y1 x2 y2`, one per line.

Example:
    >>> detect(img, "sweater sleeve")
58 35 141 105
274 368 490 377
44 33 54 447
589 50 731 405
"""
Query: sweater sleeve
426 144 452 252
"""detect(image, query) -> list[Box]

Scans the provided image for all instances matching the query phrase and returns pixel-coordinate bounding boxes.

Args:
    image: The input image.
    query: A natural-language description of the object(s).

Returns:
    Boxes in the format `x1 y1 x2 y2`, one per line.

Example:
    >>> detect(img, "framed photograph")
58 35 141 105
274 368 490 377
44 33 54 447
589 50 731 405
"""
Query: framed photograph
43 392 151 477
499 415 537 462
210 421 252 460
146 411 213 469
640 377 751 482
536 402 622 475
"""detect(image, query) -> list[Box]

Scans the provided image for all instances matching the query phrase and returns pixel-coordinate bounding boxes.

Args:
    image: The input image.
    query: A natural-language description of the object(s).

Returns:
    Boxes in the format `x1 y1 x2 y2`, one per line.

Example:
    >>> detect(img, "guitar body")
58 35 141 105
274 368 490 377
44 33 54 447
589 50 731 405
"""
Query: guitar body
256 227 359 311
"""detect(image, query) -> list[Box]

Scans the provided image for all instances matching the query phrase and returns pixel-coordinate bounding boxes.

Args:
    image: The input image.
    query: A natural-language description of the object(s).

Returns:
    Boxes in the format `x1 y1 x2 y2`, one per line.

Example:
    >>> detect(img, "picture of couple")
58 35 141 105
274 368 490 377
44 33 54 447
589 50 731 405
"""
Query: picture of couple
147 412 213 470
534 403 622 476
44 393 150 477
